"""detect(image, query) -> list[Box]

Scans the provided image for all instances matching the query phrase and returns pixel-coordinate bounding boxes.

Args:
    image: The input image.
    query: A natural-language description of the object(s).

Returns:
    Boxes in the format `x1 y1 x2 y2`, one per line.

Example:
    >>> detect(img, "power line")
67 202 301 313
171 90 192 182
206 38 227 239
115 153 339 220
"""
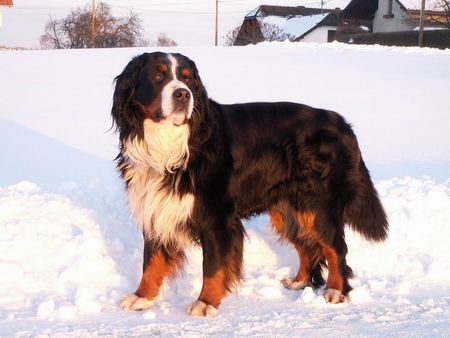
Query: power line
91 0 95 48
215 0 219 46
12 5 243 15
125 0 214 6
13 1 338 14
110 5 243 15
11 6 73 10
418 0 426 47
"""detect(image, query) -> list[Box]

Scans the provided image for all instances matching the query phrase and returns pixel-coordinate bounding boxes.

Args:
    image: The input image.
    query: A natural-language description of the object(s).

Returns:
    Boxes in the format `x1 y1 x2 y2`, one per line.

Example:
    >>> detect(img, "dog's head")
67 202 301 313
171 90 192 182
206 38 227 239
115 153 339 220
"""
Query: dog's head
112 52 206 141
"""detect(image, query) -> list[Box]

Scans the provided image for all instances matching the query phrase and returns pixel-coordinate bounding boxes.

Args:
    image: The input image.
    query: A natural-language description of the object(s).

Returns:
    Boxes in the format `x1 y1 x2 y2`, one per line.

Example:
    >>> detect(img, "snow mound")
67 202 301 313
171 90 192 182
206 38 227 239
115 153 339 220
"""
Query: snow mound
0 117 115 186
0 177 449 336
0 182 122 320
346 177 450 298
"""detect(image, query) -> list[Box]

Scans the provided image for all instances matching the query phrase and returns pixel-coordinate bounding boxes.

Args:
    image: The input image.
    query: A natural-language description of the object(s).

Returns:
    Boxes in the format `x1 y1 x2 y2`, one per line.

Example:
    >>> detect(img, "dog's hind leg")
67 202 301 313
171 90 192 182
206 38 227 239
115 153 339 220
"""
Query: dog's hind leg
300 208 353 304
319 224 353 303
270 203 325 291
280 240 324 290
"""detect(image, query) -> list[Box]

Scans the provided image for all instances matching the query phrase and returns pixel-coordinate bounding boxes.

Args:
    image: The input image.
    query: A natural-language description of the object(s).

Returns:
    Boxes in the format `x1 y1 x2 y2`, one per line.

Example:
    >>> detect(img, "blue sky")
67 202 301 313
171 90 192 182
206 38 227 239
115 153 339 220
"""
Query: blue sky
0 0 354 48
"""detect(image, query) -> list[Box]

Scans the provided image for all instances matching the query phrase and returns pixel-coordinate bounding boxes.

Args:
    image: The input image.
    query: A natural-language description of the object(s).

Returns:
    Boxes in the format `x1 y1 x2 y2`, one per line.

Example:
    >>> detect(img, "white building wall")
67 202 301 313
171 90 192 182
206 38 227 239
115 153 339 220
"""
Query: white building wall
300 26 335 43
373 0 413 32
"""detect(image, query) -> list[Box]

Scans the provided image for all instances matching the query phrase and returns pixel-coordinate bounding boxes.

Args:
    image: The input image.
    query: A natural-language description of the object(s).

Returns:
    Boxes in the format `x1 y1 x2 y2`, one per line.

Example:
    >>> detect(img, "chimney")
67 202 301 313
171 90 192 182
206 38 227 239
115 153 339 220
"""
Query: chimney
383 0 394 19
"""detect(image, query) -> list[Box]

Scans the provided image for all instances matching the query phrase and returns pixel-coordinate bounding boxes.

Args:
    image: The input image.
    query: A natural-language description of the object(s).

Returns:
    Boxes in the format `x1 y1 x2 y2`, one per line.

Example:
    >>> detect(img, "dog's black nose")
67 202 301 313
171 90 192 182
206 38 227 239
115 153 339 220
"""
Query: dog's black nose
173 88 190 102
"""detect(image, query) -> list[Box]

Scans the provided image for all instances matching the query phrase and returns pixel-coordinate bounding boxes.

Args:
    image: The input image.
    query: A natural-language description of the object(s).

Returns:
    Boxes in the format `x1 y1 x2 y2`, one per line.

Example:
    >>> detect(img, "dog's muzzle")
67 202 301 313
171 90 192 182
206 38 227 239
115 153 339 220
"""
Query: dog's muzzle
170 88 192 125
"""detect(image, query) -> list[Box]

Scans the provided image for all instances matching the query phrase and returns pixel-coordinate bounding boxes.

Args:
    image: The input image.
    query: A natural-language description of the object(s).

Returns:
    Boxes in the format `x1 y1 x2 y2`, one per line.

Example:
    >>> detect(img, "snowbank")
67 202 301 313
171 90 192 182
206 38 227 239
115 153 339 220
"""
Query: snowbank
0 117 115 186
0 177 448 336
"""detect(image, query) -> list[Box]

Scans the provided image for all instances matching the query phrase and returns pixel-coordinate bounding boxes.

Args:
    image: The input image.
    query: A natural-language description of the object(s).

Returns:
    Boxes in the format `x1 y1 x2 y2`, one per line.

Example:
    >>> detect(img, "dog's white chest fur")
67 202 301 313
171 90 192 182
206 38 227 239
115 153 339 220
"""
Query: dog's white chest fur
122 119 194 248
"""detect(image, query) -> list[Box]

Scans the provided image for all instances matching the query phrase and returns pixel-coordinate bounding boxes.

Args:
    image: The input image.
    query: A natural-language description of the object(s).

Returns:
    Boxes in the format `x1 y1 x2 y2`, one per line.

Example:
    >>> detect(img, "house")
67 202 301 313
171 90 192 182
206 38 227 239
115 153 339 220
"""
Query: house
234 5 341 45
0 0 13 6
0 0 13 28
232 2 448 46
339 0 414 34
339 0 450 34
337 0 450 48
409 9 450 29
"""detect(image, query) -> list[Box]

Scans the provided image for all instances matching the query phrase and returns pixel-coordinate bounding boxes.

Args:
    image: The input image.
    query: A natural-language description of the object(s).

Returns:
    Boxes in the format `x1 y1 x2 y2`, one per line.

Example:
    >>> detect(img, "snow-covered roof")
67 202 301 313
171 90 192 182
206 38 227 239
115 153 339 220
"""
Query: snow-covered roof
245 7 260 18
245 5 335 19
243 5 339 40
0 0 13 6
261 13 334 39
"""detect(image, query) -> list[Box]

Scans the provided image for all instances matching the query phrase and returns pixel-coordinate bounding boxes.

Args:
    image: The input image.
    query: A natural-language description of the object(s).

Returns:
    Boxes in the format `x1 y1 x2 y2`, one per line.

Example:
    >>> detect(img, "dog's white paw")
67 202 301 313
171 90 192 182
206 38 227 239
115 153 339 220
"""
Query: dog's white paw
323 288 346 304
187 300 218 317
281 278 309 290
121 293 155 311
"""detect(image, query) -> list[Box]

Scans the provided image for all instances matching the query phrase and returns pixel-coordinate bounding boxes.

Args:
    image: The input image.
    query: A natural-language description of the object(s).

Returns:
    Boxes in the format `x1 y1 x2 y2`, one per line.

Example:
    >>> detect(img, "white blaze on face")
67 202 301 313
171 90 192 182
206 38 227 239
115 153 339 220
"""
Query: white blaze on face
160 54 194 125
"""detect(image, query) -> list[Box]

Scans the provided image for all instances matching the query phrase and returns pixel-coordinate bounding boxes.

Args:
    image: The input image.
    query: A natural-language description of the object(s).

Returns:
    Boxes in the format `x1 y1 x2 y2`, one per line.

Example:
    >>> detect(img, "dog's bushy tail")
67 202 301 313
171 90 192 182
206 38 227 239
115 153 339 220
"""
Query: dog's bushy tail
343 137 388 242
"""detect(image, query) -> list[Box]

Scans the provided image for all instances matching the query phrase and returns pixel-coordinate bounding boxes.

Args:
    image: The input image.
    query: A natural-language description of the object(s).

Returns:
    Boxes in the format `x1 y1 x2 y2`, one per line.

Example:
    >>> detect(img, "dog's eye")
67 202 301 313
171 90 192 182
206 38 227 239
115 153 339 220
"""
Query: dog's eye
155 74 164 81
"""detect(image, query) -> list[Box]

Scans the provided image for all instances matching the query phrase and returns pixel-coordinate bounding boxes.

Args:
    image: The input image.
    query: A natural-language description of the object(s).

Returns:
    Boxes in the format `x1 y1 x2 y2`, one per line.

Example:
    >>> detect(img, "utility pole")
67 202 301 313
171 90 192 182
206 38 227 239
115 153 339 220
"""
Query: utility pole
418 0 426 47
215 0 218 46
91 0 96 48
320 0 324 14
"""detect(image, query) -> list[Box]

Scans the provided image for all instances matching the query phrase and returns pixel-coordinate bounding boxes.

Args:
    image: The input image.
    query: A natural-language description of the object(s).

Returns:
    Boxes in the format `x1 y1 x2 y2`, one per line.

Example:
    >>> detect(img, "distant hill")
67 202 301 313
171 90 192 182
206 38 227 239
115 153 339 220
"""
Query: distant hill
0 117 117 186
0 45 29 51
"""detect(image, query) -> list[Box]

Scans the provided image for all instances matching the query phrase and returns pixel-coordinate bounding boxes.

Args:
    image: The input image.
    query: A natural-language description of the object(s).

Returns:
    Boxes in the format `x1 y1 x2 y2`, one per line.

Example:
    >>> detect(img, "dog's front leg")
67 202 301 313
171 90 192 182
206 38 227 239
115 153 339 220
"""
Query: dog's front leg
121 238 184 311
188 217 244 317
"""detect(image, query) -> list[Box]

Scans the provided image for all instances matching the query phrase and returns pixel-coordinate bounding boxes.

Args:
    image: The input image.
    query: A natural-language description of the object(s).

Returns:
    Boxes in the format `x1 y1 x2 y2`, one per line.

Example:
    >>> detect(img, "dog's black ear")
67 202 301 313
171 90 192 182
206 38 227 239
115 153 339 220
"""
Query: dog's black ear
111 53 148 140
184 57 220 153
187 58 209 107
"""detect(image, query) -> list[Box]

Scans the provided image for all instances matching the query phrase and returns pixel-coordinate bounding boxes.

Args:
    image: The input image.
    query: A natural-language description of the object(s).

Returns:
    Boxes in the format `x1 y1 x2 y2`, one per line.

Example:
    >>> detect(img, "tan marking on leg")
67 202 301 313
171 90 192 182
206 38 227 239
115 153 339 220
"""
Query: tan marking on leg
296 211 346 302
135 250 179 300
295 211 322 282
188 267 228 317
198 268 227 308
322 245 343 292
294 242 312 283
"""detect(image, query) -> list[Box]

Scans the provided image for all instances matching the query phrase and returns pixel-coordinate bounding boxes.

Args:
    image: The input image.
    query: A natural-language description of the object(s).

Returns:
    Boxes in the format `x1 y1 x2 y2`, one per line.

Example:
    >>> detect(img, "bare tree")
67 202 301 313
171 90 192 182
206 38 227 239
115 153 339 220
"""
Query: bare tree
260 21 288 42
41 16 66 49
225 19 288 46
407 0 450 29
154 32 178 47
430 0 450 28
223 26 240 46
40 2 148 49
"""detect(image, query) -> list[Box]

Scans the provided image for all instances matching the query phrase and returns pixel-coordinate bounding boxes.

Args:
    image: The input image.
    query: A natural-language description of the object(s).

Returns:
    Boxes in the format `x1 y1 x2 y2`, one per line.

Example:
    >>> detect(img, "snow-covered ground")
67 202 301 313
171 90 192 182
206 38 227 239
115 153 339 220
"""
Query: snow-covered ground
0 43 449 337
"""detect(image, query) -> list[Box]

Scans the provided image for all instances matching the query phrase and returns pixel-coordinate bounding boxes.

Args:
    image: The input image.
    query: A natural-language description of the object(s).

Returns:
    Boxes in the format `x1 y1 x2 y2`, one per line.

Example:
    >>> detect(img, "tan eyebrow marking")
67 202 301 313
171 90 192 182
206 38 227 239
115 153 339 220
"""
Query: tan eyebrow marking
157 64 168 73
182 68 191 77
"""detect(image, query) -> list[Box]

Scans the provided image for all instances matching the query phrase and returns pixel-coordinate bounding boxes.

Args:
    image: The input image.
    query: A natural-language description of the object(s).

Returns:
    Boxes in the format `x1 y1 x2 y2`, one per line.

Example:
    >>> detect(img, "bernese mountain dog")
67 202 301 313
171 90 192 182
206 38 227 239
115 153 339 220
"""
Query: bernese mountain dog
111 52 388 317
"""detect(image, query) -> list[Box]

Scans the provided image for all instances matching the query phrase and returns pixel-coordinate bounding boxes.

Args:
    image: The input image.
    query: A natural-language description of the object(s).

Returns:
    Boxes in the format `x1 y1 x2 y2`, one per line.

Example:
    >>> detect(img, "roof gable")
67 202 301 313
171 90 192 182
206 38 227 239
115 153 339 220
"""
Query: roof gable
245 5 337 19
260 13 337 40
342 0 408 19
